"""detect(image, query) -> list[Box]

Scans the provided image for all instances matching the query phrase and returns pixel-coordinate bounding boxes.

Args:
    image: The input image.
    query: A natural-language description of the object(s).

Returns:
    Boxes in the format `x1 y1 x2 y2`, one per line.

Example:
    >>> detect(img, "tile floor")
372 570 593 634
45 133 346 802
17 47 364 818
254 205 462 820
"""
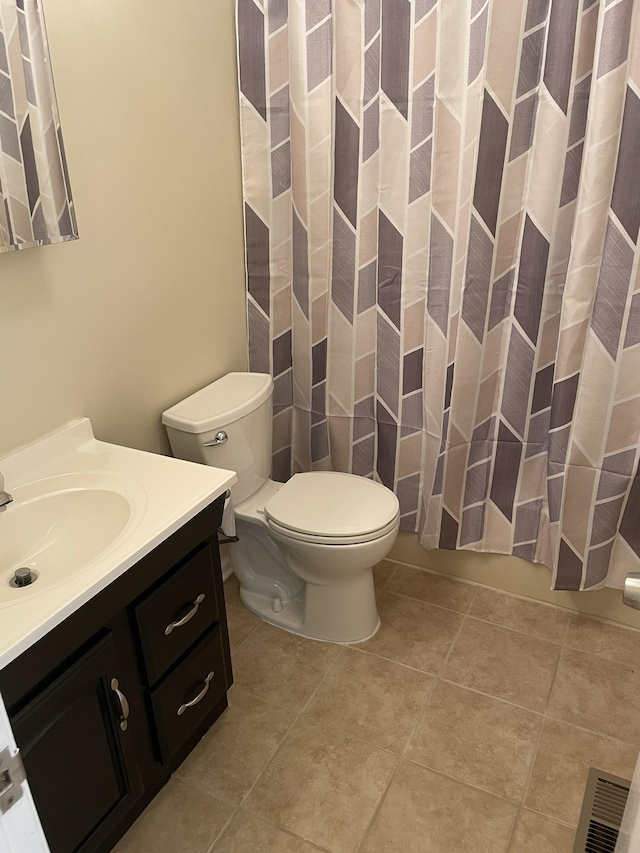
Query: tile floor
113 561 640 853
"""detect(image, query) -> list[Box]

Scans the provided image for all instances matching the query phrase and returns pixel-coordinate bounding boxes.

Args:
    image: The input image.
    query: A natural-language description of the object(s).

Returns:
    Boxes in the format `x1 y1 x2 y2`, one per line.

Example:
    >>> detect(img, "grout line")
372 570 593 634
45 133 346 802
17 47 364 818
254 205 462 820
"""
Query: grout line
464 580 481 614
513 637 568 841
354 613 447 852
456 613 566 645
353 748 404 852
298 645 346 715
355 612 470 853
379 587 478 617
541 709 640 749
218 809 332 852
519 804 578 829
172 771 241 811
298 715 403 757
235 709 301 810
435 676 546 717
435 610 470 678
348 641 443 676
563 608 640 636
378 562 398 593
353 642 447 677
560 610 574 646
386 558 574 613
377 588 570 646
401 753 530 807
401 758 524 810
386 557 640 632
505 720 546 850
542 635 566 716
224 683 303 716
386 558 482 588
206 805 239 853
227 615 261 655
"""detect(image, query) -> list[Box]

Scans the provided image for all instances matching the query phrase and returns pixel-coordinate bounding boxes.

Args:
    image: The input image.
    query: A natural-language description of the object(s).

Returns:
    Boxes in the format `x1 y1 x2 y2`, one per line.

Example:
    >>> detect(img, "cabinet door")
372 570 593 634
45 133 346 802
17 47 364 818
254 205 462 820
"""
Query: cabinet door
10 634 142 853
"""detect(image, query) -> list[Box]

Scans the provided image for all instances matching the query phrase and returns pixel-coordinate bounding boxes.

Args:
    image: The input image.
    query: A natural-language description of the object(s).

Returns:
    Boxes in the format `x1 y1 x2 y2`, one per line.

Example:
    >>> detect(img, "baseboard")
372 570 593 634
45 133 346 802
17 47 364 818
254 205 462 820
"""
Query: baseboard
389 532 640 630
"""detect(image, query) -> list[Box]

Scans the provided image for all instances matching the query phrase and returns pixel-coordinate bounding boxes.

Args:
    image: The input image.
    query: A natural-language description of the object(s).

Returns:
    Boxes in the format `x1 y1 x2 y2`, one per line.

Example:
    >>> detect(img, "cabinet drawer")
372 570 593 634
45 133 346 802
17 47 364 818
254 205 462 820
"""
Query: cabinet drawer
150 626 227 761
135 544 219 685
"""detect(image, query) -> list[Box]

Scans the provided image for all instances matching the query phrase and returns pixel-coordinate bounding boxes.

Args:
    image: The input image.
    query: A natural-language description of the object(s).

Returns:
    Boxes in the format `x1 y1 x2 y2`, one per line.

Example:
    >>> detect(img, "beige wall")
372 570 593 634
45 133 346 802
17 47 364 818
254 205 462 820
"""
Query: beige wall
0 0 247 457
390 532 640 630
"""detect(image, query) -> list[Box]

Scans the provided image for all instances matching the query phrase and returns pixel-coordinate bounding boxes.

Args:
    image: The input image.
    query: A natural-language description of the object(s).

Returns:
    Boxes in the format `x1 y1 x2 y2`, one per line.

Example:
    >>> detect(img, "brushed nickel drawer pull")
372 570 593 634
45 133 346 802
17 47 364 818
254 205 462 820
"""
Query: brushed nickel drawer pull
110 678 130 732
177 671 214 716
165 593 205 636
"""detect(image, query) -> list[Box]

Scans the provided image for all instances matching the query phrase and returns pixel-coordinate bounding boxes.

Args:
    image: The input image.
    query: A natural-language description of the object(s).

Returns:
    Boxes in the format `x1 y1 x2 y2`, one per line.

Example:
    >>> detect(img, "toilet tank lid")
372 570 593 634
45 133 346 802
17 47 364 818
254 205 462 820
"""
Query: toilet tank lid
162 372 273 434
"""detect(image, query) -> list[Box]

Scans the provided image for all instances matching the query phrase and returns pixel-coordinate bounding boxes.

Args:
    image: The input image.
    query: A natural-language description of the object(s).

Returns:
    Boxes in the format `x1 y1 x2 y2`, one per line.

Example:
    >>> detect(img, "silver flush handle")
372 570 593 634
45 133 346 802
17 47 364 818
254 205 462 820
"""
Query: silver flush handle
202 431 228 447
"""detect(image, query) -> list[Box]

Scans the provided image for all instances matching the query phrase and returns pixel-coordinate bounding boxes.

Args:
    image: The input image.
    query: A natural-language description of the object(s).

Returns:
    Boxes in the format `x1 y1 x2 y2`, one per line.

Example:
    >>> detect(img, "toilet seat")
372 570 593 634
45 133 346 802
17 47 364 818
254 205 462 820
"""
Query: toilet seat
264 471 400 544
266 513 400 545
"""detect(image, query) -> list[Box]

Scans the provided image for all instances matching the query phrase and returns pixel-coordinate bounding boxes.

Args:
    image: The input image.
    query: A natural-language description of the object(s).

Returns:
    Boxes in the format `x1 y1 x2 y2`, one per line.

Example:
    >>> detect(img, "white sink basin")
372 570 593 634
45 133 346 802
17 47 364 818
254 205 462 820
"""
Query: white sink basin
0 472 146 605
0 418 237 667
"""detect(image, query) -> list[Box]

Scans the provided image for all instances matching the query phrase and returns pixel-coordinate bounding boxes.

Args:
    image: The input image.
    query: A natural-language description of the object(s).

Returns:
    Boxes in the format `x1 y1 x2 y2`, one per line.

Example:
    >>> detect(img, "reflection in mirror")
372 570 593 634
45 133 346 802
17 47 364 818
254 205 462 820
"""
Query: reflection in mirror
0 0 77 252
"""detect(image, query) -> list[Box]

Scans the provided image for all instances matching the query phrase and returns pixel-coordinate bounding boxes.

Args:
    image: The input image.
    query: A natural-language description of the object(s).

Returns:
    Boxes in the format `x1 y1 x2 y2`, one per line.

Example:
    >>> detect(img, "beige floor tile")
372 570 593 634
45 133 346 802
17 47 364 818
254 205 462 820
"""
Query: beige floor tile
564 614 640 667
360 591 462 672
547 647 640 743
214 811 326 852
470 587 570 643
226 605 260 652
441 618 560 711
245 718 396 853
304 648 434 752
508 809 576 853
112 777 234 853
385 565 477 613
360 761 517 853
407 681 542 801
373 560 395 593
525 719 639 825
223 575 242 609
231 623 342 711
176 688 296 805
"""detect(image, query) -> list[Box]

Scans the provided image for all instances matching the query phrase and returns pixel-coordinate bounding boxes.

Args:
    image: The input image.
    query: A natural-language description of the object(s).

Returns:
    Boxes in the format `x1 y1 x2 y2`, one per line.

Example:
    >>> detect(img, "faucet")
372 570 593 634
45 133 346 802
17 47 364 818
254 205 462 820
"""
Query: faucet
0 472 12 511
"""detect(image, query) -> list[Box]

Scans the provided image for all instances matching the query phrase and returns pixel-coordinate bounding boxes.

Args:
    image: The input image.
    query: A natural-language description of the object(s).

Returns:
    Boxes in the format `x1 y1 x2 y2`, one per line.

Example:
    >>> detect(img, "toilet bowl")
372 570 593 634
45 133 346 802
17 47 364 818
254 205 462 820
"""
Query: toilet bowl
162 372 400 643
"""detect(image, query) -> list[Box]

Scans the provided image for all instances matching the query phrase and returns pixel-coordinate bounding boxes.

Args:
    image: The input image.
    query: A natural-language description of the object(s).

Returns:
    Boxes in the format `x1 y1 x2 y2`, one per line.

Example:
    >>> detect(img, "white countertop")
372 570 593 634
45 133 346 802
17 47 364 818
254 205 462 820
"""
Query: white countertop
0 418 237 669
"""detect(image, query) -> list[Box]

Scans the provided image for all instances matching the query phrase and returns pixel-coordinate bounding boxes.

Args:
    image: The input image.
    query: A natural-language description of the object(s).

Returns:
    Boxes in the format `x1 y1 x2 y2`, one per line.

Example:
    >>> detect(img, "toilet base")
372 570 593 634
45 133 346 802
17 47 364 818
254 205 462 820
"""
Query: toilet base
238 570 380 644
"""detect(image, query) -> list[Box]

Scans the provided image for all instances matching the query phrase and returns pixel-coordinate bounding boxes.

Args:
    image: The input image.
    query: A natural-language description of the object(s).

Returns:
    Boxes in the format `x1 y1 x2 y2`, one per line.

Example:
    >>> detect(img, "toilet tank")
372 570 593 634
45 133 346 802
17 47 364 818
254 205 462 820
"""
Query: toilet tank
162 372 274 504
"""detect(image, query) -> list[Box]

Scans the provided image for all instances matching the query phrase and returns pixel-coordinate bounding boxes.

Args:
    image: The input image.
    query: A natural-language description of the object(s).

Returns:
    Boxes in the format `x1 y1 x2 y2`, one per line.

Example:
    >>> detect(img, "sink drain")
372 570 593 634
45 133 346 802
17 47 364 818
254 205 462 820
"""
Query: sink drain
9 568 38 588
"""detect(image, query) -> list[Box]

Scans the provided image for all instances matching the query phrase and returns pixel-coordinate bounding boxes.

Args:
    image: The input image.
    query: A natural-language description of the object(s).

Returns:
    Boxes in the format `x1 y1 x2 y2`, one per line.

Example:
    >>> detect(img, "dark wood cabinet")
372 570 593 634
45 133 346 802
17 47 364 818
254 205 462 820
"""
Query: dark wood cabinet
0 497 232 853
11 634 143 853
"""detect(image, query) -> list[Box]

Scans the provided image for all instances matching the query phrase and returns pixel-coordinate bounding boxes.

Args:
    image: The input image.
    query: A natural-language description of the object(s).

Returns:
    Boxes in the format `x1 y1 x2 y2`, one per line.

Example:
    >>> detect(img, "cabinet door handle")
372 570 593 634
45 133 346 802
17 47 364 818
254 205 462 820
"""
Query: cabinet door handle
165 593 206 636
177 671 214 716
110 678 130 732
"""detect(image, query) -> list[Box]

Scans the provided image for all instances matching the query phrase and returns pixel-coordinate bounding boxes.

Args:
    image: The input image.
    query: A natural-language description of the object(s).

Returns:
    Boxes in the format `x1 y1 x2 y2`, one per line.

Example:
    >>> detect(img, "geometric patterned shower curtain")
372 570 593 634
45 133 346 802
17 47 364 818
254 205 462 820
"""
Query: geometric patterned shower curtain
236 0 640 590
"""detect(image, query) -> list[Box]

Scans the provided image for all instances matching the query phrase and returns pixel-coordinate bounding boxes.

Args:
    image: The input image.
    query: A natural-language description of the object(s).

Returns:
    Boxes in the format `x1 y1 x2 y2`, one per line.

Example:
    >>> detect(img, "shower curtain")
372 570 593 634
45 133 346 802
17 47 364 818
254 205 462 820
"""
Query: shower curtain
236 0 640 590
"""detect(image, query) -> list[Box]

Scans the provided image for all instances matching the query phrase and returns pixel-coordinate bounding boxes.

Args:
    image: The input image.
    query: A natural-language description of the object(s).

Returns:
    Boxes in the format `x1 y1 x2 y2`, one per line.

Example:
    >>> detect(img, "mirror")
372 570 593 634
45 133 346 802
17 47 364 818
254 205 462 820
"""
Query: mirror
0 0 77 252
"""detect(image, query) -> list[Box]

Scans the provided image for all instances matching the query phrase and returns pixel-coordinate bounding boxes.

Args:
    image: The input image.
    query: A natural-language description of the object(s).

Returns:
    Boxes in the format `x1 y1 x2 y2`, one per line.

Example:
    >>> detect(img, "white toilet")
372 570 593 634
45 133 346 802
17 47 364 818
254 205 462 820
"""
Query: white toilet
162 372 400 643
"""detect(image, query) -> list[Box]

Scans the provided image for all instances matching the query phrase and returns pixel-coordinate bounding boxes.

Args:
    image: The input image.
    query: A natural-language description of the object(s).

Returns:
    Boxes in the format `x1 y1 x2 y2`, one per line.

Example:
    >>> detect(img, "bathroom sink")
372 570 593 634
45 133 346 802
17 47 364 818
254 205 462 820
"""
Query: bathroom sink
0 472 146 606
0 418 237 666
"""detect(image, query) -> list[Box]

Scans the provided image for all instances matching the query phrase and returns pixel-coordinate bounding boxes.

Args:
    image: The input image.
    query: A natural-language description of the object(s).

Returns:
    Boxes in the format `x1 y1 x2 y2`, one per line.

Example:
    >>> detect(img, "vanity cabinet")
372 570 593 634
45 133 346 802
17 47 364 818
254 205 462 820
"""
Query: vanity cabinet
0 496 231 853
10 634 143 853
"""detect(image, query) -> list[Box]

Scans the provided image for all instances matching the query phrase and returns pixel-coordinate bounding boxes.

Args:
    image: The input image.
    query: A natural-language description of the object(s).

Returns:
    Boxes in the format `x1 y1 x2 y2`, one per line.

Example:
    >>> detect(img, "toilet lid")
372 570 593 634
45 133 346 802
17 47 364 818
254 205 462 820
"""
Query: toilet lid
264 472 400 538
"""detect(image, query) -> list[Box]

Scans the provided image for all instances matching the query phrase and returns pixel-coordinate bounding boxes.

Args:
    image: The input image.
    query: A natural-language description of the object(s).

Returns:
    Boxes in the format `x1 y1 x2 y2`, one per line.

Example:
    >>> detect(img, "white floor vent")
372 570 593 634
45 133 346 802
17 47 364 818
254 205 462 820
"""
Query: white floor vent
573 769 631 853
